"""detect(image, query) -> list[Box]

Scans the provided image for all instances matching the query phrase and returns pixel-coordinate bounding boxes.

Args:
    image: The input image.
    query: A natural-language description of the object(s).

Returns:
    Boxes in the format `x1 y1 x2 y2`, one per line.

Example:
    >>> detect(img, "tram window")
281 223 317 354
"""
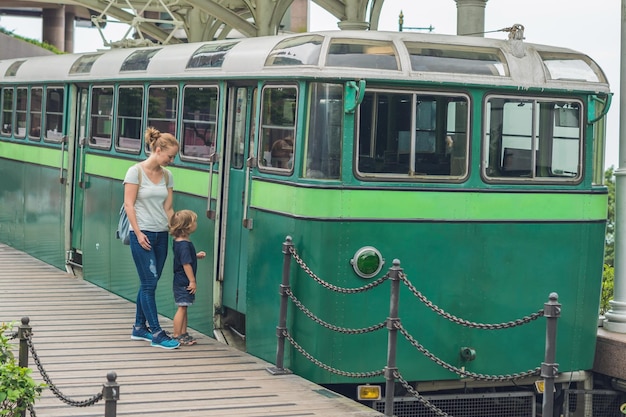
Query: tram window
44 87 64 142
265 35 323 66
120 49 161 72
69 53 103 74
28 88 43 141
181 85 218 160
14 87 27 139
258 86 297 173
5 60 25 77
356 91 468 179
304 83 342 179
484 97 582 181
1 88 13 136
327 39 399 71
187 42 238 69
405 43 507 76
147 85 178 153
116 86 143 153
89 86 113 149
539 52 606 83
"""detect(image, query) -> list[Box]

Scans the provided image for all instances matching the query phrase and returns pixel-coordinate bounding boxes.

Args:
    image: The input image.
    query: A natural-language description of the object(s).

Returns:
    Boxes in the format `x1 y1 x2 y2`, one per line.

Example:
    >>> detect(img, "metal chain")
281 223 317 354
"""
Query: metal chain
283 330 385 378
25 330 103 407
395 322 540 381
289 246 389 293
286 288 386 334
400 273 544 329
394 370 450 417
28 404 36 417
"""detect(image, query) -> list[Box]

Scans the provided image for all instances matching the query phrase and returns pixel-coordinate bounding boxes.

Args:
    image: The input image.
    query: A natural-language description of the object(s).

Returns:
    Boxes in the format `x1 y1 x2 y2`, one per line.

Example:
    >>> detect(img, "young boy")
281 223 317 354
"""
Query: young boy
168 209 206 345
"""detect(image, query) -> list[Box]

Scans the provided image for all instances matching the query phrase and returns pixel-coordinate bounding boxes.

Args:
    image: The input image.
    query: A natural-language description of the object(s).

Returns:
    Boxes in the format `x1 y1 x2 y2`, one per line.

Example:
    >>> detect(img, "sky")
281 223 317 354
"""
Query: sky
0 0 620 168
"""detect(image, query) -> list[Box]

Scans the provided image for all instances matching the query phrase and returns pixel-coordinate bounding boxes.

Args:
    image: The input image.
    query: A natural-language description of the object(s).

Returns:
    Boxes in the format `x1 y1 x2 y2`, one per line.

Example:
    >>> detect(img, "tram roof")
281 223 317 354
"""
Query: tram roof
0 30 610 93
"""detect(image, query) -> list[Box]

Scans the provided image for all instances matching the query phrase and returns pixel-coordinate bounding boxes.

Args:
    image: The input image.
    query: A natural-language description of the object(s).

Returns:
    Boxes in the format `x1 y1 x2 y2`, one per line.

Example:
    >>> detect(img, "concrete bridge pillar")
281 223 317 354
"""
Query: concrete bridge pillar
64 8 75 53
42 6 65 51
455 0 488 36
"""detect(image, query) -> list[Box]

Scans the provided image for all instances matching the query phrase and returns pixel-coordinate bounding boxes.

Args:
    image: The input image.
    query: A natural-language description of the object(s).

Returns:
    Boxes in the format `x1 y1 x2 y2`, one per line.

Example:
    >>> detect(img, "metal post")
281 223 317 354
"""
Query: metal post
17 317 30 368
541 292 561 417
604 0 626 333
384 259 402 417
102 371 119 417
267 236 293 375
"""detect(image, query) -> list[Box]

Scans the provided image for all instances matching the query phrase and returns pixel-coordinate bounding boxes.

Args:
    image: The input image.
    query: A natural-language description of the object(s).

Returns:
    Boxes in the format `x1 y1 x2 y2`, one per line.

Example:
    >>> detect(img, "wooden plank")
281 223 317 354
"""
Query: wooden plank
0 244 383 417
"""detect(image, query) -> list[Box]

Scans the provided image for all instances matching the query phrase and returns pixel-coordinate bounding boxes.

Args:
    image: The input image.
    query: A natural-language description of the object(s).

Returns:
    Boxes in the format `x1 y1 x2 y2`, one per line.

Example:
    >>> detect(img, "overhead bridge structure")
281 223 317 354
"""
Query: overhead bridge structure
0 0 390 52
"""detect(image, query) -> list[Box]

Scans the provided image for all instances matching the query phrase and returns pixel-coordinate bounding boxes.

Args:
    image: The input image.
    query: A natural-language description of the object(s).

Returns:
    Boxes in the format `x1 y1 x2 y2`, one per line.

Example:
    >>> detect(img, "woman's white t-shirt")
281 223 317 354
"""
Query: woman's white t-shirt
123 165 173 233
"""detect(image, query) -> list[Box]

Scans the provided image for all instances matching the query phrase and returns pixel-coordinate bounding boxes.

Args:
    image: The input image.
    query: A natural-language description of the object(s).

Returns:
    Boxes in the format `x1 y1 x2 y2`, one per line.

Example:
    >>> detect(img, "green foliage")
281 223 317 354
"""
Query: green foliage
0 322 44 417
601 264 614 315
0 26 64 55
605 166 615 267
601 167 615 315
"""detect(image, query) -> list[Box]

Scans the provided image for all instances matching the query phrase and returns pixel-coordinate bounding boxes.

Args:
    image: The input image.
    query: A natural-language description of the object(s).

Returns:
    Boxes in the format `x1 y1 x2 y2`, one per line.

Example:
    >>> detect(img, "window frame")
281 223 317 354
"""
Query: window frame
482 94 584 184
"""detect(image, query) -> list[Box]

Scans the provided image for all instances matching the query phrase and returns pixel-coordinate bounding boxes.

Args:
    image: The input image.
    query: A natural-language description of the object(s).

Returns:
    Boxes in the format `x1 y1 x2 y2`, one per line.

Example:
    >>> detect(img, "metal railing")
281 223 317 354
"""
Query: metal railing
10 317 119 417
268 236 561 417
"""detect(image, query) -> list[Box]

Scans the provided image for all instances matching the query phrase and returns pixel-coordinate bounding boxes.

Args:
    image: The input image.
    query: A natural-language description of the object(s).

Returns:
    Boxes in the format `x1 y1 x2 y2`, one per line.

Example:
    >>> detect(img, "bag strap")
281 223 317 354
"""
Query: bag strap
135 163 170 188
163 169 170 188
135 164 143 187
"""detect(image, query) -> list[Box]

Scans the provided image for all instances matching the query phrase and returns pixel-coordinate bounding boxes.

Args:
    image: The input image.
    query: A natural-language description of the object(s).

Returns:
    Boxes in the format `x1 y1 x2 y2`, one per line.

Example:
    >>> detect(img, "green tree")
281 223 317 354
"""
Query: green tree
602 167 615 315
601 264 614 315
605 166 615 266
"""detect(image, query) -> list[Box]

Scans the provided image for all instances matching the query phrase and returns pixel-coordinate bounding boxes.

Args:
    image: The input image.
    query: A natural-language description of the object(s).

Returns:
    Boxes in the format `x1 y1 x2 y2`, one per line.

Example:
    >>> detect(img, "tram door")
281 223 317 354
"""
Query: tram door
66 86 89 269
218 86 256 316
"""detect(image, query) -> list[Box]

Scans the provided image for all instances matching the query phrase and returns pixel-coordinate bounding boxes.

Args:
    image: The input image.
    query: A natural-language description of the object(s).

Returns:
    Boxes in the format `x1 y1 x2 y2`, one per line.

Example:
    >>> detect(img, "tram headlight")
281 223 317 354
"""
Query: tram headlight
350 246 384 279
357 384 381 401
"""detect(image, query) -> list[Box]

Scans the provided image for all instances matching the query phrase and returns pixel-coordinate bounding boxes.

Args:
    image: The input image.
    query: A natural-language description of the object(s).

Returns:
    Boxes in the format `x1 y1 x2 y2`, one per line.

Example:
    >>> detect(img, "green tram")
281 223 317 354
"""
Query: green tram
0 30 611 407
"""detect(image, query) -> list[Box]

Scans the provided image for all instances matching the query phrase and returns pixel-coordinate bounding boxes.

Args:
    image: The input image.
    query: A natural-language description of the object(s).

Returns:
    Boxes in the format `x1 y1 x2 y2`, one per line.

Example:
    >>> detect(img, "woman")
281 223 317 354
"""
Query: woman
124 127 180 349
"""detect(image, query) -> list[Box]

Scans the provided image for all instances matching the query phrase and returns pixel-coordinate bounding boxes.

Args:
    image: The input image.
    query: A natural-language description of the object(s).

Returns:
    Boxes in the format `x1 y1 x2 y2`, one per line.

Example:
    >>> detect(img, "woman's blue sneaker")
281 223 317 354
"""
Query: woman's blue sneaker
151 336 180 349
131 327 153 342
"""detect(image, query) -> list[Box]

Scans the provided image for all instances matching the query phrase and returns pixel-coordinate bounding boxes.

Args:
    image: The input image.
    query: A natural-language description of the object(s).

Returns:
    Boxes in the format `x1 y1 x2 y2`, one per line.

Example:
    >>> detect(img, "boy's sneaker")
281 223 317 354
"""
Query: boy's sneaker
181 333 197 345
131 327 153 342
175 333 197 346
151 333 180 350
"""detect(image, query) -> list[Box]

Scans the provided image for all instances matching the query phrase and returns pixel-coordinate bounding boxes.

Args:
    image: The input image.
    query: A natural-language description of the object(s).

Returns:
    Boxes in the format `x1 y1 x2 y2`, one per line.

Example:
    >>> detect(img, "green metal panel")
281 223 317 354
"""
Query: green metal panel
246 210 605 384
0 155 65 269
81 172 216 337
250 180 608 221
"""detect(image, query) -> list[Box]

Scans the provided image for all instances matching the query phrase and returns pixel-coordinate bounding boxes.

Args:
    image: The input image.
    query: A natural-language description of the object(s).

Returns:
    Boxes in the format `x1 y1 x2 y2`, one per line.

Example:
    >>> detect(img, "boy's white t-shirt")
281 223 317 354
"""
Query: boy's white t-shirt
123 165 173 233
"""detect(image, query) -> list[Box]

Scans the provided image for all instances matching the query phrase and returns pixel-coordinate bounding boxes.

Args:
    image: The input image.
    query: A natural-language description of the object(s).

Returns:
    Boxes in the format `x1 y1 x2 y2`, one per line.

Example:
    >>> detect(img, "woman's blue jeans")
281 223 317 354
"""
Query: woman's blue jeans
130 230 168 335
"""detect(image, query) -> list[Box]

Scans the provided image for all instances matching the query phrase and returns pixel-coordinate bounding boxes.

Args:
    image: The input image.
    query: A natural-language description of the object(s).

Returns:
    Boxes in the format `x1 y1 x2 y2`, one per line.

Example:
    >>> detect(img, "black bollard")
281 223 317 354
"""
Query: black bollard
103 371 119 417
17 317 30 369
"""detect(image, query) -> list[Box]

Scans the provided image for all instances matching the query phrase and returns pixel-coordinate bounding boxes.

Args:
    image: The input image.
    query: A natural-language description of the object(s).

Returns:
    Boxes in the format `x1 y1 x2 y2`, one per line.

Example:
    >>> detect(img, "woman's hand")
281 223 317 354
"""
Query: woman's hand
197 251 206 259
137 232 151 250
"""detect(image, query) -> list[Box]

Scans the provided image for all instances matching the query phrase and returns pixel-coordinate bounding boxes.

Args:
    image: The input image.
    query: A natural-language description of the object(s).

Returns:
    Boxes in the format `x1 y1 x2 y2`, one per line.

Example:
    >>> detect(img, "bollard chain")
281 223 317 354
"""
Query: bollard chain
283 330 384 378
393 371 450 417
395 322 540 381
400 273 544 329
286 288 386 334
289 246 389 293
25 330 103 407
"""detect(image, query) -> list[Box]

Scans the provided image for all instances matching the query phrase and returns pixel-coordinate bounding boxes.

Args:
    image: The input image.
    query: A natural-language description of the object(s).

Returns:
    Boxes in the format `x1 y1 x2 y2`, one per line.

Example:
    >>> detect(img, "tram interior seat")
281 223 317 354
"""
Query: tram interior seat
358 155 376 172
502 148 532 176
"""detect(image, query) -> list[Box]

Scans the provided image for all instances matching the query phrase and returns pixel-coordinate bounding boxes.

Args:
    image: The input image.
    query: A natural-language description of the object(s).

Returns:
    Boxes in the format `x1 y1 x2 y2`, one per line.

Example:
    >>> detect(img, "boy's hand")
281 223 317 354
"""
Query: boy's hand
197 251 207 259
187 281 197 294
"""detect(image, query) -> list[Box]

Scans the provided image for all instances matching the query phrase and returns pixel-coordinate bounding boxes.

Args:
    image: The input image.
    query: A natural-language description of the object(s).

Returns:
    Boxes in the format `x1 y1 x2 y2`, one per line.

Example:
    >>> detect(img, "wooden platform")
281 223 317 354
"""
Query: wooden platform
0 244 382 417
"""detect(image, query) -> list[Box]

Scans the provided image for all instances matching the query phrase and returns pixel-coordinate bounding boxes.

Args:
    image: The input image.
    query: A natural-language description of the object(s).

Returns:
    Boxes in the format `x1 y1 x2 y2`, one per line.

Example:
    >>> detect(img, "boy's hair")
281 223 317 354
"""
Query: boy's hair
169 209 198 237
